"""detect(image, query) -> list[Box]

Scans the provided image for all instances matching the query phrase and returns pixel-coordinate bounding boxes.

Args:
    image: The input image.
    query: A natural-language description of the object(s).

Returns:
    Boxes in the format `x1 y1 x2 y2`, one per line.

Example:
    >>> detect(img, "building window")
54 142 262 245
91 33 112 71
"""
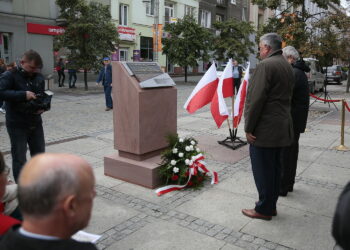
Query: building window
216 14 223 22
119 4 128 26
146 0 155 16
140 36 153 61
217 0 225 4
200 10 211 28
119 48 128 61
242 7 247 21
184 5 195 16
0 33 11 63
231 0 237 5
164 2 175 24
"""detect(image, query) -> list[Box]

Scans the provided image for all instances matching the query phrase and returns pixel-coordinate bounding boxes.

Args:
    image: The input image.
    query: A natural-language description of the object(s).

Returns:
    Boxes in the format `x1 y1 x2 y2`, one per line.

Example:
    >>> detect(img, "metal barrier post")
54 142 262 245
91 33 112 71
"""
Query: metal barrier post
335 99 349 151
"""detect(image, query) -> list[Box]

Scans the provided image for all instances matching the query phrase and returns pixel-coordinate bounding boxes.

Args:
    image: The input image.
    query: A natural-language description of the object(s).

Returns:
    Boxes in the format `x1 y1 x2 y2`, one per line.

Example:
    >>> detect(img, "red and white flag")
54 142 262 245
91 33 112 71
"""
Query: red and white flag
210 60 233 128
233 62 250 128
184 63 218 113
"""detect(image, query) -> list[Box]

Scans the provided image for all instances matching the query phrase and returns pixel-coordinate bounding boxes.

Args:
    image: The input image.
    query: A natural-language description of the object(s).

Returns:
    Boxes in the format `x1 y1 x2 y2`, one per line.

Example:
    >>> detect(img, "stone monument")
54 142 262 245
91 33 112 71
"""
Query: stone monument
104 62 177 188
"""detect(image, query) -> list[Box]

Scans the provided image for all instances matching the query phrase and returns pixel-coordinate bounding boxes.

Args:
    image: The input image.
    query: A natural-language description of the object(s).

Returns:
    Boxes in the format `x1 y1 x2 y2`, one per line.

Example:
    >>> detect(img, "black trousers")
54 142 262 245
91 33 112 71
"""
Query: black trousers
233 78 241 94
250 145 282 216
58 70 65 86
7 125 45 182
280 132 300 192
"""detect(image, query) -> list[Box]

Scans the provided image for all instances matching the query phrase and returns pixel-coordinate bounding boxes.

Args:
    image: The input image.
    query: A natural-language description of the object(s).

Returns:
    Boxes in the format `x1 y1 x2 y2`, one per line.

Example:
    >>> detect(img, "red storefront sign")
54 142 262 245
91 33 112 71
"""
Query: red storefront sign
27 23 65 36
117 26 135 41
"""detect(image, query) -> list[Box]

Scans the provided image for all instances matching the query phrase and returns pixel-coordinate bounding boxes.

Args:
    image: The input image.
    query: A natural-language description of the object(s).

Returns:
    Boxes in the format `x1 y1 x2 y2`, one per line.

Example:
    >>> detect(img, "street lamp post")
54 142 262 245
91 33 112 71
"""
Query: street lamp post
154 0 160 62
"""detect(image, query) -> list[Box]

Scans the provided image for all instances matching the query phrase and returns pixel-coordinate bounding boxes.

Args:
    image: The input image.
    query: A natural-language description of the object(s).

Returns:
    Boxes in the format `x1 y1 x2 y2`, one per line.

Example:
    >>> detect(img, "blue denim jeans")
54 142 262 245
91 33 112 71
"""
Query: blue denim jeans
6 124 45 182
104 85 113 108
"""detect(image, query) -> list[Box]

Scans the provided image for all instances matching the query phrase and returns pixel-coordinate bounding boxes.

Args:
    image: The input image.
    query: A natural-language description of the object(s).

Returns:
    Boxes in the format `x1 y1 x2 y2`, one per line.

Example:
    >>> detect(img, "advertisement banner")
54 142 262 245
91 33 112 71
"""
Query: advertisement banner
27 23 65 36
152 24 163 52
118 26 136 41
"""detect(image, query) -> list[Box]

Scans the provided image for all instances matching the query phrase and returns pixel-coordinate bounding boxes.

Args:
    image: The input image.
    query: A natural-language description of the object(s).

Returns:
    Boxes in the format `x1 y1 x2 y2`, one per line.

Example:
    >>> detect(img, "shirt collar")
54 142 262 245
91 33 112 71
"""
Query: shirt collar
19 227 61 240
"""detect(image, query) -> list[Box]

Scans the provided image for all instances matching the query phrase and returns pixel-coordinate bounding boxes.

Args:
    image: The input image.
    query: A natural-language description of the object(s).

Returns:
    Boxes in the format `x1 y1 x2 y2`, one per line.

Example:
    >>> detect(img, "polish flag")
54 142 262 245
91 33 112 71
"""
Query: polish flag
210 60 234 128
184 63 218 113
233 62 250 128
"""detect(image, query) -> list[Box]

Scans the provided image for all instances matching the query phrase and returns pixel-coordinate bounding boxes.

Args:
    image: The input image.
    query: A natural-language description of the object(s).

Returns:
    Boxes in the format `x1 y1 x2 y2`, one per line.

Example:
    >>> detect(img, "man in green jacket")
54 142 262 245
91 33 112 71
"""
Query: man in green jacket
242 33 294 220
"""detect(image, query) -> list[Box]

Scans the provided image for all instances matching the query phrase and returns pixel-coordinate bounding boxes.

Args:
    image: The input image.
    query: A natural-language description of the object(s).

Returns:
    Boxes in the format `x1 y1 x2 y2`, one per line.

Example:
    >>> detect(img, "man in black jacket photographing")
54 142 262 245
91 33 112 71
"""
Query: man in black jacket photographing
0 50 48 182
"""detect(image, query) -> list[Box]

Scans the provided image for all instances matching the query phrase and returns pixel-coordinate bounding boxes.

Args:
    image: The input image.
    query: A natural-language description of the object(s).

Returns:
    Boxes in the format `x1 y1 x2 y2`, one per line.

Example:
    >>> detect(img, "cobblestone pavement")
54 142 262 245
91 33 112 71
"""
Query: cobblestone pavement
1 79 350 250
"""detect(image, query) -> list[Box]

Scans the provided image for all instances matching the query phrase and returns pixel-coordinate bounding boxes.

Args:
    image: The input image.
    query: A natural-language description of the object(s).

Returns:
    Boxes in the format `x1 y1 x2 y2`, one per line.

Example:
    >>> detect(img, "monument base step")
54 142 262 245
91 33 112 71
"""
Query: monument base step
104 152 162 189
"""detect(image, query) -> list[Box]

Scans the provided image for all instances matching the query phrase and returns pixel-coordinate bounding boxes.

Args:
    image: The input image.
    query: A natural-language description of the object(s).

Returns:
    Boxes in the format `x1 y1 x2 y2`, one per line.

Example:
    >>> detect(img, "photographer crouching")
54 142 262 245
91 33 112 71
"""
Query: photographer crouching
0 50 51 182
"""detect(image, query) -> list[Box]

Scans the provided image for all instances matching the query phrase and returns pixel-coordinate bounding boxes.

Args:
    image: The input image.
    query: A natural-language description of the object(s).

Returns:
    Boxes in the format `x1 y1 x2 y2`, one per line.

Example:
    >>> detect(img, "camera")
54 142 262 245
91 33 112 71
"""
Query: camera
19 90 53 114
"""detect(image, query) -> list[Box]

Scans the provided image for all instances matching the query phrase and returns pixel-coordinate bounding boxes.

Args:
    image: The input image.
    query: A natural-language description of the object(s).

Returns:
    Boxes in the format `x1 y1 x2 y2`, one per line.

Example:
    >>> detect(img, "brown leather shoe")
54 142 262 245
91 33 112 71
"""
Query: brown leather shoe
242 209 272 221
105 107 112 111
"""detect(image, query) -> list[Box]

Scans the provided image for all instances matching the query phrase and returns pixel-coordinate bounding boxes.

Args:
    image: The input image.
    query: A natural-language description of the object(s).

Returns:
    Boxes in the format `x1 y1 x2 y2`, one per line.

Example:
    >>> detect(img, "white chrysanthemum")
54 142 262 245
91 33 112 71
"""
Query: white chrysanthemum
189 145 194 150
191 140 196 145
185 159 190 165
196 148 200 152
170 160 177 166
185 146 190 151
179 138 184 142
189 160 193 165
178 152 184 157
173 167 179 173
172 148 178 154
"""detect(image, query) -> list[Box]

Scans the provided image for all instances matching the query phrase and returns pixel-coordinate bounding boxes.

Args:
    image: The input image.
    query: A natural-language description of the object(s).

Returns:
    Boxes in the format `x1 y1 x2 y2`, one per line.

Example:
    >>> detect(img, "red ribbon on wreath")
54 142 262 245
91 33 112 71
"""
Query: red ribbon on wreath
155 154 218 196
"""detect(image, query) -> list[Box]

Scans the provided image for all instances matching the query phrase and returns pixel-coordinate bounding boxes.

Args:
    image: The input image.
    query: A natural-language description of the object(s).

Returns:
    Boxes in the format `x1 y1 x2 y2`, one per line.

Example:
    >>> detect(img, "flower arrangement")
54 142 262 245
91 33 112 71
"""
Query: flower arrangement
158 134 207 188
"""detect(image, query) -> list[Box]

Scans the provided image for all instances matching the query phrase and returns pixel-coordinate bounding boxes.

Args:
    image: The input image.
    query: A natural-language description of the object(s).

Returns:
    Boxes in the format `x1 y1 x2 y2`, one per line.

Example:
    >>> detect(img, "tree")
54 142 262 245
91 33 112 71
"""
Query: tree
162 15 213 82
55 0 119 90
212 18 255 63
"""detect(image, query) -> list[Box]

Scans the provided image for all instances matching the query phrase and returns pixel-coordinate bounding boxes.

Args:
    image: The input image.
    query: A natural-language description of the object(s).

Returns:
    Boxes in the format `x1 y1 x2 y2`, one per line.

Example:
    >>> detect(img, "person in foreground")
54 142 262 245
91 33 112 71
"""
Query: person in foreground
0 151 21 235
0 153 98 250
280 46 310 196
242 33 295 220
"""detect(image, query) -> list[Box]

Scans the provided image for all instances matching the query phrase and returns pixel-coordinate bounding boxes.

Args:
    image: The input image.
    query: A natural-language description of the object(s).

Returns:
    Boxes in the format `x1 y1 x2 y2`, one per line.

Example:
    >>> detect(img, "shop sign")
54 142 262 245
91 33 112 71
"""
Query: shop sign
27 23 65 36
117 26 136 41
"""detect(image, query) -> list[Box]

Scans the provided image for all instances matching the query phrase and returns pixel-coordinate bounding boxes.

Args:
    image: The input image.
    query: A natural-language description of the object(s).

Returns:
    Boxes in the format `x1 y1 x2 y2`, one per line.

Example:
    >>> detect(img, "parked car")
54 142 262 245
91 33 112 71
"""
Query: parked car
304 58 325 93
323 65 343 85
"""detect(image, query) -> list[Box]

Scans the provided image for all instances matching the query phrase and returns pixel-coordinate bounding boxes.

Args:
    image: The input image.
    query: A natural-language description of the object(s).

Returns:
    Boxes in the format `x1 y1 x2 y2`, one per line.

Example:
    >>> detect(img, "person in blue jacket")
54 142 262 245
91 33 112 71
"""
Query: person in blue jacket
96 57 113 111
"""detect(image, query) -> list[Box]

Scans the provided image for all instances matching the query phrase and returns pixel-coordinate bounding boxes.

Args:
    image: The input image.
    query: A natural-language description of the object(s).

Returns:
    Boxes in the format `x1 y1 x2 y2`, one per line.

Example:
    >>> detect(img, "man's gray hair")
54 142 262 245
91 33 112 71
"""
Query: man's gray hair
282 46 299 60
18 165 80 217
260 33 282 51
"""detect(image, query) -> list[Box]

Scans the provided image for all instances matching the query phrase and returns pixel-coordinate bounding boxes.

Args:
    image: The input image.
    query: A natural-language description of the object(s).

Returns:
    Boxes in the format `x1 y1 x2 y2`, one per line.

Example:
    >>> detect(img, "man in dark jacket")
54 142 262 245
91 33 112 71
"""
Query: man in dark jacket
0 153 98 250
96 57 113 111
0 50 46 182
242 33 295 220
280 46 310 196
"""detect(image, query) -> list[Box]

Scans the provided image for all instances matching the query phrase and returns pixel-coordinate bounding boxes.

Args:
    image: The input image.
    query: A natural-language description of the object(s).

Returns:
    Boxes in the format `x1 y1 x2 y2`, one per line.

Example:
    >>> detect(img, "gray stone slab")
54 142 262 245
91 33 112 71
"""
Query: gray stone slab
297 146 324 163
216 170 257 199
57 137 110 154
299 130 337 148
176 188 253 231
85 196 138 234
295 160 312 176
301 162 350 186
94 166 124 188
96 132 114 142
111 182 176 204
85 147 116 160
241 206 336 250
221 243 245 250
277 182 341 217
106 220 226 250
314 149 350 169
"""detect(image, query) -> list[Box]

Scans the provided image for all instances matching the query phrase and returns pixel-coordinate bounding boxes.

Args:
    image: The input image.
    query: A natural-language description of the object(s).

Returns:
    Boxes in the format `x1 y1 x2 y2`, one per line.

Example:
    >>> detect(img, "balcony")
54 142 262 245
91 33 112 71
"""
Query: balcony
216 0 227 7
164 16 176 25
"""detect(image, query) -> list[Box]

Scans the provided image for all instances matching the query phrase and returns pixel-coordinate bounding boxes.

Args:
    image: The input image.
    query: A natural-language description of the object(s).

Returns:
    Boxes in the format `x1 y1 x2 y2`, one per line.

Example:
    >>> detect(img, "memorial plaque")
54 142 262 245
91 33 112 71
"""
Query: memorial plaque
122 62 175 88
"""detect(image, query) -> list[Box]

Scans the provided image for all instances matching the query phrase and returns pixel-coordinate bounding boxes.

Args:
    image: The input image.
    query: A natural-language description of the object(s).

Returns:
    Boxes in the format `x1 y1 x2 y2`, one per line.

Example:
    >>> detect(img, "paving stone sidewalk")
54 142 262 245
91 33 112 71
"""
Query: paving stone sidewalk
0 80 350 250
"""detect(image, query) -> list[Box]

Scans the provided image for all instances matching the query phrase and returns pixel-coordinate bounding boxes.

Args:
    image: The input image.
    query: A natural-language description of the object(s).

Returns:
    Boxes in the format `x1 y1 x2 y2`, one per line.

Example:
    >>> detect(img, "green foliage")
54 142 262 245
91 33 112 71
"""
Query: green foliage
257 13 309 51
251 0 339 10
159 134 207 188
162 15 213 80
212 18 255 62
55 0 119 89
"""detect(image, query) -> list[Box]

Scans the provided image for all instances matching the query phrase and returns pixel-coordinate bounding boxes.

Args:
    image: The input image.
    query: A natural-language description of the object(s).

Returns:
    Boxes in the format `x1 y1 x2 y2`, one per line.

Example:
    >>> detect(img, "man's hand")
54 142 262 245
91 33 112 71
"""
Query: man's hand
246 132 256 144
26 91 36 100
35 110 45 115
96 82 100 86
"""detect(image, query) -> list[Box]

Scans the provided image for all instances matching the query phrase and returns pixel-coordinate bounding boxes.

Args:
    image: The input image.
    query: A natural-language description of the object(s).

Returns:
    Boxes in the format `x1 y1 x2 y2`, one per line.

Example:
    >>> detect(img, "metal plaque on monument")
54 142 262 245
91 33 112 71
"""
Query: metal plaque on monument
104 62 177 188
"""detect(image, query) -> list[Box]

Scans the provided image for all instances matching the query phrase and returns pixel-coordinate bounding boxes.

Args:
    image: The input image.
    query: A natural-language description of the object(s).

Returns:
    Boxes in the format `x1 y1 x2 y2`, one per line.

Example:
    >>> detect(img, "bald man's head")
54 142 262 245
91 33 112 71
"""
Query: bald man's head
18 153 94 218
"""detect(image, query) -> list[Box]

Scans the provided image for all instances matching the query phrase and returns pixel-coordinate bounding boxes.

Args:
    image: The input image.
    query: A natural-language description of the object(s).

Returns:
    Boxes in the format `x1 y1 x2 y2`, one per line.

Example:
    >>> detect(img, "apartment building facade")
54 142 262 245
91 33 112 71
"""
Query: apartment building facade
0 0 59 75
